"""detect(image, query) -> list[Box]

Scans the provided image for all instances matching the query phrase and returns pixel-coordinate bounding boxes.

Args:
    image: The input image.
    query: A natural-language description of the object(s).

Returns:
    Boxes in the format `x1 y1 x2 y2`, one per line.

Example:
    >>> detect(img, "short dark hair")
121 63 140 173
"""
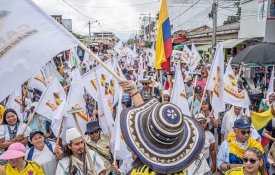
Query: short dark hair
2 108 20 125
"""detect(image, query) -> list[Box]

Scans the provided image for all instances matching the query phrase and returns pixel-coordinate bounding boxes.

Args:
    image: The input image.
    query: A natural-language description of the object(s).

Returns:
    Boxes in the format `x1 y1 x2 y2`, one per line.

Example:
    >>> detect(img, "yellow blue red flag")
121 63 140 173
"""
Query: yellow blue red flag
155 0 172 72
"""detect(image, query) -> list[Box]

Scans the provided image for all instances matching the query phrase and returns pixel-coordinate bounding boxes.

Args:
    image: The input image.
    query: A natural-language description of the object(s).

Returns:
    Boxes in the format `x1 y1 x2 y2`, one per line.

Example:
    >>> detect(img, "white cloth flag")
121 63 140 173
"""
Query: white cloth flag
267 66 275 94
224 59 250 108
28 70 47 92
206 43 225 118
190 43 202 72
82 59 116 103
35 76 66 121
182 45 192 64
6 86 24 122
0 0 79 101
170 63 191 117
114 41 124 54
65 69 88 135
110 88 130 160
95 68 115 137
68 48 81 69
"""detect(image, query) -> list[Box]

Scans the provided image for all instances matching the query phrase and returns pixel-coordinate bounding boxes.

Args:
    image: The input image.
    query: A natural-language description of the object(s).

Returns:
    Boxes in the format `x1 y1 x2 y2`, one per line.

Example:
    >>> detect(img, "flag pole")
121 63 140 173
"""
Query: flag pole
79 42 123 81
55 115 65 146
190 74 198 115
22 111 35 134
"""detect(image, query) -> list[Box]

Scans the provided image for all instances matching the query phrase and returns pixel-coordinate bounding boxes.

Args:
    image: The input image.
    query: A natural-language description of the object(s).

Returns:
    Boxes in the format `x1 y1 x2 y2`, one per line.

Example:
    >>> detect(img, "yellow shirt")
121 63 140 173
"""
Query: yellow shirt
131 165 186 175
0 105 5 123
225 167 261 175
5 160 45 175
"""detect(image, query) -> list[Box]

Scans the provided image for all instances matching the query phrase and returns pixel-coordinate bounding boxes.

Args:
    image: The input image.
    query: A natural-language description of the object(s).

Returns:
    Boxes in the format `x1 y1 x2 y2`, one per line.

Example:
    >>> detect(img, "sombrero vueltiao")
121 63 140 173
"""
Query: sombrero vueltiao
120 98 205 174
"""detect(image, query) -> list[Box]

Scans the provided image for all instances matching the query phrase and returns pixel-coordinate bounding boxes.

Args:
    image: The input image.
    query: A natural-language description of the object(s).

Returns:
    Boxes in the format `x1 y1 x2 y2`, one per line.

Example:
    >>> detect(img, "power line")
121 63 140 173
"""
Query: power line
62 0 95 20
68 1 159 8
171 0 203 22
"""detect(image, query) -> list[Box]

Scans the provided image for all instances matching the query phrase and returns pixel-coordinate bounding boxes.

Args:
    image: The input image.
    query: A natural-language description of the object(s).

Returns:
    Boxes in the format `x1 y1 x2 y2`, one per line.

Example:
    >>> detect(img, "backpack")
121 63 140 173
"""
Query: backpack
27 140 54 160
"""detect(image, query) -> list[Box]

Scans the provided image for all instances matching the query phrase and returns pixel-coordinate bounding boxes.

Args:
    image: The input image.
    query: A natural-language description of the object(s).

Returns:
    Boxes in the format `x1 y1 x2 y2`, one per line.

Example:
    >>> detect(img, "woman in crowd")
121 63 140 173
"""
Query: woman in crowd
195 113 217 173
0 142 44 174
26 130 57 175
201 99 218 133
258 92 275 114
225 147 265 175
0 109 31 165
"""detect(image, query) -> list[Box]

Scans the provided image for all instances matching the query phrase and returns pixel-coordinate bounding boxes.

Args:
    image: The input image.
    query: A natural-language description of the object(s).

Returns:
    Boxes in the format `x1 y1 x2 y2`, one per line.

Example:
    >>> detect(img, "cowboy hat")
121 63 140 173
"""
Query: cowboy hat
149 80 159 88
120 98 205 174
139 79 153 84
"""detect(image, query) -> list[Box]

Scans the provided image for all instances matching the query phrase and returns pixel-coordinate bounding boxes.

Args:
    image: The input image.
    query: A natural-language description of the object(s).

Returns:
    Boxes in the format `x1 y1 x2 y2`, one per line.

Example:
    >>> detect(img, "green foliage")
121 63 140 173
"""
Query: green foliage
223 2 241 25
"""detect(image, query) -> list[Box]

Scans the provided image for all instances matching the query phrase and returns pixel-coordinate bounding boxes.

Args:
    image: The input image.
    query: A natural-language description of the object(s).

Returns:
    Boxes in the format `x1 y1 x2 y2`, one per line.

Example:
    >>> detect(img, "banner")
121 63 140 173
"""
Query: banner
189 43 202 72
0 0 79 101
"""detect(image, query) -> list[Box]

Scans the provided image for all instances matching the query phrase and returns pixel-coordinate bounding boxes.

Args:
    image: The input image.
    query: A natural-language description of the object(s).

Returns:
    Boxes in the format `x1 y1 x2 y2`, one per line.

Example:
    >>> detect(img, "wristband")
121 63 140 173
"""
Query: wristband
130 91 139 98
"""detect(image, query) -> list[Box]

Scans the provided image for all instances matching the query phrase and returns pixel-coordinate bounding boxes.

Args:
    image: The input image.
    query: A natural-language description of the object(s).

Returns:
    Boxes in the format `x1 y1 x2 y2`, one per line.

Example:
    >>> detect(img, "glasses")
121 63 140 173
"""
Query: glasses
90 129 100 135
240 130 251 135
242 157 259 164
143 83 148 85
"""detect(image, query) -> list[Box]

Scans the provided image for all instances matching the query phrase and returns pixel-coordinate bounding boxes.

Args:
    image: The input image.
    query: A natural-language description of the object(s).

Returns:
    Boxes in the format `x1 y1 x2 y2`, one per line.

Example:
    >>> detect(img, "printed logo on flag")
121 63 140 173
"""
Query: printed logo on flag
180 89 188 99
14 96 22 105
100 74 106 87
0 11 39 59
214 67 221 97
71 104 88 122
46 92 62 111
90 79 97 91
34 74 47 86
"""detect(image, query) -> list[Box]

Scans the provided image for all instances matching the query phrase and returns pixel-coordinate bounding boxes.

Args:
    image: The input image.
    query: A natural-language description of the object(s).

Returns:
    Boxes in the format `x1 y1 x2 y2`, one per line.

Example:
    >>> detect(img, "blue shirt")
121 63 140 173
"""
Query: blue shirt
188 96 200 117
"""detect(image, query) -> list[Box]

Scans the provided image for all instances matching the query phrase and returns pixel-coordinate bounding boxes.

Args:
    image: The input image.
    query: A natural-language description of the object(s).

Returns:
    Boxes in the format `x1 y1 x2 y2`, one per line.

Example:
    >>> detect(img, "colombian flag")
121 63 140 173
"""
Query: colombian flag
155 0 172 72
252 109 275 147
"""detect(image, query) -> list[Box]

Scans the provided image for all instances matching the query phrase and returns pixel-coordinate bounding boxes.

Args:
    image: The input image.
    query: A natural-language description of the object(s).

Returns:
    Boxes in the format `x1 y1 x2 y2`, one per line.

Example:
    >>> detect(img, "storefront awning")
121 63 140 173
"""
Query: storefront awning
223 38 250 48
196 44 211 51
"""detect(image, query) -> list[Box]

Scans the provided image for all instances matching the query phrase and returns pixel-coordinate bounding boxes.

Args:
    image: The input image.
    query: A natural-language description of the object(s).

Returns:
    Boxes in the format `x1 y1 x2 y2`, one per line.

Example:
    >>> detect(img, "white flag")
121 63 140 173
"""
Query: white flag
28 70 47 92
35 76 66 121
0 0 79 101
206 43 225 118
68 48 81 69
190 43 202 72
170 63 191 117
267 66 275 95
65 69 88 135
110 88 130 160
182 45 192 64
82 59 116 103
6 86 24 122
95 67 115 137
224 59 250 108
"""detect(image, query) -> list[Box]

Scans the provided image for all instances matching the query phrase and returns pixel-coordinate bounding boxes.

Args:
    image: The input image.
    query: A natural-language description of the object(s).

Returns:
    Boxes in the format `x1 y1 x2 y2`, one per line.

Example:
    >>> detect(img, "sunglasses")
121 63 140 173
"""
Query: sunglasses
90 129 100 135
143 83 149 85
242 157 259 164
240 130 251 135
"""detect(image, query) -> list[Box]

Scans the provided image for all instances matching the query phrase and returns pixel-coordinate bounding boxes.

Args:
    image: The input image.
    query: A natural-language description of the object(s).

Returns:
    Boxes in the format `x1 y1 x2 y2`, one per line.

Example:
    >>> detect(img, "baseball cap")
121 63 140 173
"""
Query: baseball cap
0 142 25 160
30 130 44 141
233 118 251 129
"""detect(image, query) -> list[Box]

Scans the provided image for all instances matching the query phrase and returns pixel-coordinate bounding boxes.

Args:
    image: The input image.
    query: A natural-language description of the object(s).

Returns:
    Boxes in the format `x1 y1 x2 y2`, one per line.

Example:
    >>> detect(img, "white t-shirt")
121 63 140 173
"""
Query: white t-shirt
0 123 31 141
26 141 57 175
201 131 215 159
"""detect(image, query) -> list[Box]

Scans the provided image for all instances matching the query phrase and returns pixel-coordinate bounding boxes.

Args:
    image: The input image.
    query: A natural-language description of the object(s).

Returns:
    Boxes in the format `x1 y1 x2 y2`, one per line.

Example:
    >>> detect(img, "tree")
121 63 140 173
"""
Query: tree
223 2 241 25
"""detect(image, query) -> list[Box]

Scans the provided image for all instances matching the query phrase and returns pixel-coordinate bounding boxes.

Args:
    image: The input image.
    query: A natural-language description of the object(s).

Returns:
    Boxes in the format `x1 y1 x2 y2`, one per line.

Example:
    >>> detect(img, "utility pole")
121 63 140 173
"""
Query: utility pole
149 13 151 43
211 0 218 50
88 21 91 39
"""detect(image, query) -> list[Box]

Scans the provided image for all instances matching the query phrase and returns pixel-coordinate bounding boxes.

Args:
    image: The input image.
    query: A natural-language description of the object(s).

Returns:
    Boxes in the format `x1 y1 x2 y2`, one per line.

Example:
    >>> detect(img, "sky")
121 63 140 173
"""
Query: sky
33 0 236 41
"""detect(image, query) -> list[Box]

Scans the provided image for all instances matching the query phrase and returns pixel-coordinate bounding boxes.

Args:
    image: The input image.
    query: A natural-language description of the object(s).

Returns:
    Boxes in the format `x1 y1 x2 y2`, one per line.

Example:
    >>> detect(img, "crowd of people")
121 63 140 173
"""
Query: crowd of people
0 44 275 175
